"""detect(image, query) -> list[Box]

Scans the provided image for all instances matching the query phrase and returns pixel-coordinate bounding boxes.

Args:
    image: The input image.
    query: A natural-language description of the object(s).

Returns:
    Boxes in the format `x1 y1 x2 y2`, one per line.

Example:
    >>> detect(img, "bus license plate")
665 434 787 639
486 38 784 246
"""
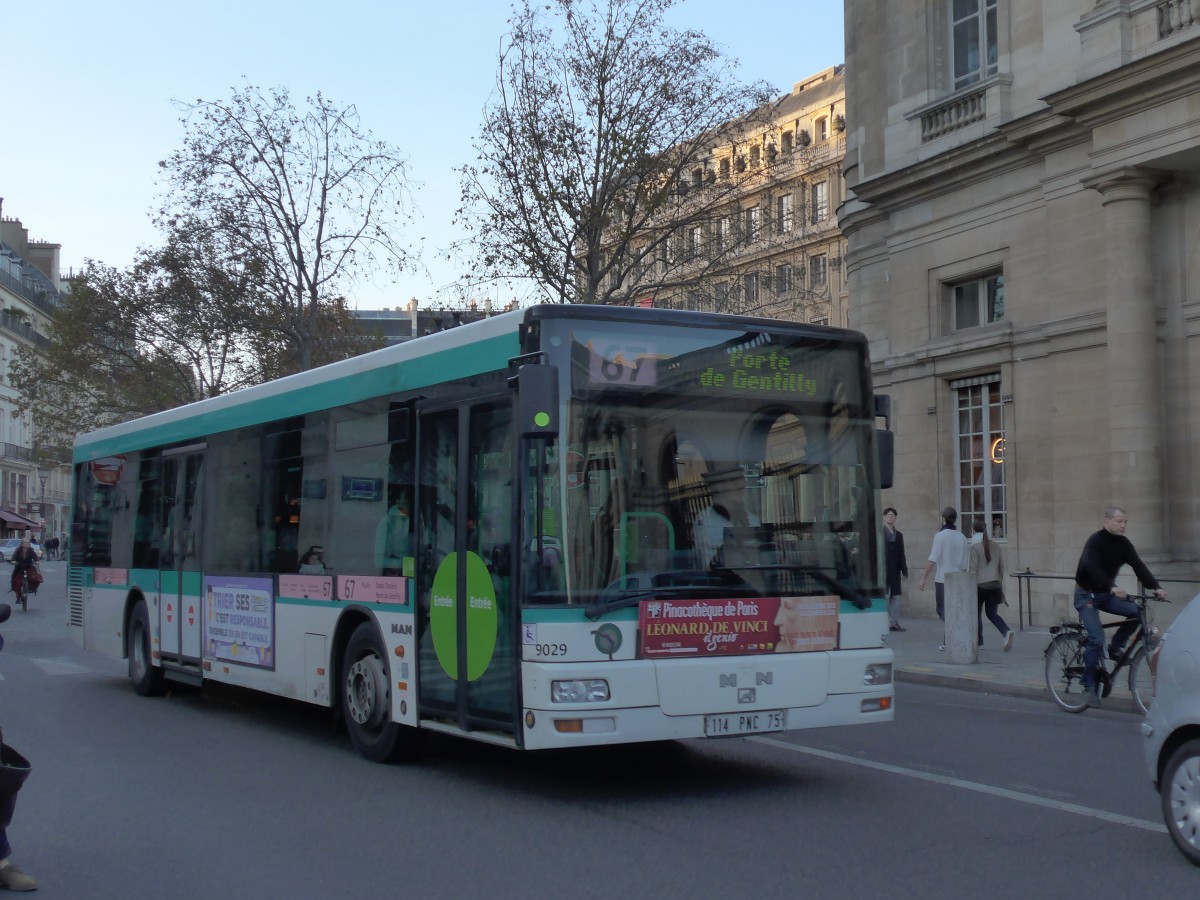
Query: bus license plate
704 710 785 737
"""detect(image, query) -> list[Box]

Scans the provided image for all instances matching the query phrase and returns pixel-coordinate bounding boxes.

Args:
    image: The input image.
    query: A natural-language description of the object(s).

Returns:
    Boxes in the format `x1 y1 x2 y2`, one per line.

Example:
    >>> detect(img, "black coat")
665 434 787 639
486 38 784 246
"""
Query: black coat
884 528 908 596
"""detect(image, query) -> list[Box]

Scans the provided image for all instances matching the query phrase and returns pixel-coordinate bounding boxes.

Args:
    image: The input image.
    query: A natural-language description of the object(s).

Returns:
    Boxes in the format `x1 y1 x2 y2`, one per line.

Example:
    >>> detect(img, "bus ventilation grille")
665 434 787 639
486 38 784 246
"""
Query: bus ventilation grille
66 568 85 628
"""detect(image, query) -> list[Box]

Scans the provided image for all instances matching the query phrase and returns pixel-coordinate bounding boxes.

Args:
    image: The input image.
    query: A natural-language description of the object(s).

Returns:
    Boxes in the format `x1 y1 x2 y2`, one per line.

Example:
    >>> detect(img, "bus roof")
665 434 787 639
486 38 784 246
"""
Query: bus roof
73 304 867 462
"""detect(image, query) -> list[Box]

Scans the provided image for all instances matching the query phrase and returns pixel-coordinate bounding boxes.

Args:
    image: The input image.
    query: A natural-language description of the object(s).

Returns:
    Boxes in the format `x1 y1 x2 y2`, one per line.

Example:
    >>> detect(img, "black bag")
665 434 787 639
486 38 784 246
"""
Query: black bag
0 743 31 829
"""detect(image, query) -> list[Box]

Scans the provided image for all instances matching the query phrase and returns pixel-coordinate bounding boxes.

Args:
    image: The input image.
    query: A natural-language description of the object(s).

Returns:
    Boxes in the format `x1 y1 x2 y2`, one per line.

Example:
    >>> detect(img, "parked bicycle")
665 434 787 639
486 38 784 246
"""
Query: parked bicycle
1044 593 1167 715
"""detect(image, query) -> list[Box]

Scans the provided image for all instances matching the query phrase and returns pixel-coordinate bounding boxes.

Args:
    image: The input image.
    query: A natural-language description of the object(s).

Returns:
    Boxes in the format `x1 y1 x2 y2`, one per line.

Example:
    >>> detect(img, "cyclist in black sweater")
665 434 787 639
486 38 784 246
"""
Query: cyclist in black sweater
1073 506 1167 707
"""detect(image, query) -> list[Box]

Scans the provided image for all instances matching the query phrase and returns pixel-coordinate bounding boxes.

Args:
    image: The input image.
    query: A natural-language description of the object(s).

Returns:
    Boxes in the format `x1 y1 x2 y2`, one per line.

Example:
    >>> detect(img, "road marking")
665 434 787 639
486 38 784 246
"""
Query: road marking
32 657 94 676
752 736 1168 834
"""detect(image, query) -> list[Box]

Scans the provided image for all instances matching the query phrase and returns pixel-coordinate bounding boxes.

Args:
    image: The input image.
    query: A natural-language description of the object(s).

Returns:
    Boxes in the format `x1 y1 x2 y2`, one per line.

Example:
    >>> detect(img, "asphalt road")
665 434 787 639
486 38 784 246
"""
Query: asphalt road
0 563 1191 898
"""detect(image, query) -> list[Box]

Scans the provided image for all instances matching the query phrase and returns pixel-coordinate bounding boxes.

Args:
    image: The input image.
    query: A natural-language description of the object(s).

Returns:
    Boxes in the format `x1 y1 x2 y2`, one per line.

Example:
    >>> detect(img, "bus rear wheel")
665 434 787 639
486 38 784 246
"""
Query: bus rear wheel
128 599 164 696
341 622 416 763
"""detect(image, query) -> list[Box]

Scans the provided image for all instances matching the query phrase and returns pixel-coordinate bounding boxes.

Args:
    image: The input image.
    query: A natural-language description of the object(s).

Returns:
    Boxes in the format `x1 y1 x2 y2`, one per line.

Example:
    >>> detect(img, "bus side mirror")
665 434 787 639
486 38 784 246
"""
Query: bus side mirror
876 429 894 490
873 393 893 489
515 364 559 437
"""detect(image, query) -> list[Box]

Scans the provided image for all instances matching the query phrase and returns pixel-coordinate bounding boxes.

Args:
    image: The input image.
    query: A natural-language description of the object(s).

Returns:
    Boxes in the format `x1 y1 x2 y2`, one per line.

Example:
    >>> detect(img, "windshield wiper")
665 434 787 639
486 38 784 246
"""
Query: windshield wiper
583 584 746 621
714 564 873 610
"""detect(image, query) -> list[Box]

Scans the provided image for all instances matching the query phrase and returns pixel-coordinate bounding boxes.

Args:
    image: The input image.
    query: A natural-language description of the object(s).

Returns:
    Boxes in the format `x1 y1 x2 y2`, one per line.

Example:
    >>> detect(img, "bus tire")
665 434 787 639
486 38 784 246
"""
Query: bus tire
128 599 164 697
341 622 416 763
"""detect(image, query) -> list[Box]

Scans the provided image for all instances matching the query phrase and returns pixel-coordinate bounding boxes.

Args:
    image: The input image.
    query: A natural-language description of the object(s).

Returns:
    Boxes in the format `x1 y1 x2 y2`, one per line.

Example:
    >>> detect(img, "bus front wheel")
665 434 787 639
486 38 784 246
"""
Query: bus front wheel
341 622 416 763
128 599 164 696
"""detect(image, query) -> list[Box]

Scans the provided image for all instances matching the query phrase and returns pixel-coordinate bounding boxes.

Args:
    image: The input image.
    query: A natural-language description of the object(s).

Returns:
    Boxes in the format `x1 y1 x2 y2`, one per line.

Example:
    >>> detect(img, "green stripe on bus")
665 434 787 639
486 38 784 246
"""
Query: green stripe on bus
74 332 520 460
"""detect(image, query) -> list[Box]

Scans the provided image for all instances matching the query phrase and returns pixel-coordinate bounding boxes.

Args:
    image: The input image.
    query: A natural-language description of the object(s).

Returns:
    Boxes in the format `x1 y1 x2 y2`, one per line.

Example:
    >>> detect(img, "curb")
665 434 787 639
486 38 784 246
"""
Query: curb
895 667 1139 714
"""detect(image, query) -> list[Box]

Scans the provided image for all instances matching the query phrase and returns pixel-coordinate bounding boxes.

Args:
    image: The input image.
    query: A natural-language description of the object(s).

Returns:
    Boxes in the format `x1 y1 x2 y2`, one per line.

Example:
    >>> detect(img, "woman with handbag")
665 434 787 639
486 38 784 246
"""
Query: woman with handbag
970 516 1013 651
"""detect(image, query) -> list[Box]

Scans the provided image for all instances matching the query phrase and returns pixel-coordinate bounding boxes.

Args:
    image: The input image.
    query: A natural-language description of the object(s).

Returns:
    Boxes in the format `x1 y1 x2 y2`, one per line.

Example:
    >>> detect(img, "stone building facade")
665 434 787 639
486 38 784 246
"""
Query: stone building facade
628 67 851 327
840 0 1200 623
0 198 70 541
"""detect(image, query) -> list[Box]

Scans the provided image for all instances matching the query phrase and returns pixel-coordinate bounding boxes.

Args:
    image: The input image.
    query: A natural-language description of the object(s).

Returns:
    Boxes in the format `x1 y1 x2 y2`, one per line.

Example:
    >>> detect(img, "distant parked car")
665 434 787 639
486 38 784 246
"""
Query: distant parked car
1143 592 1200 866
0 538 42 562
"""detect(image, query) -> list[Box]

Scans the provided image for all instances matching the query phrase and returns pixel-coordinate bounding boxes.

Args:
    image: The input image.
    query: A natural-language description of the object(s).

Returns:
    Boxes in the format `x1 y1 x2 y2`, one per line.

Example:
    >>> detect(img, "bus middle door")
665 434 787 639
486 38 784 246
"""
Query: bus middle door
416 400 516 736
158 445 205 671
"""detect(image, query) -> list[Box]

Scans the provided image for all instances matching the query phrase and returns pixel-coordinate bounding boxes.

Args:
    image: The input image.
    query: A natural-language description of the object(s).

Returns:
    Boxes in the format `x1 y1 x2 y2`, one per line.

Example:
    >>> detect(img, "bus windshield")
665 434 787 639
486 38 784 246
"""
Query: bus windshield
530 318 880 608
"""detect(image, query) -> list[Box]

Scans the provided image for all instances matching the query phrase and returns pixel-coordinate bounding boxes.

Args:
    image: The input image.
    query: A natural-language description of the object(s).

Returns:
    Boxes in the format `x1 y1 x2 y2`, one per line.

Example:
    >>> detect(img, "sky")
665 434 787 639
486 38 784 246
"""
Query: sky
1 0 844 311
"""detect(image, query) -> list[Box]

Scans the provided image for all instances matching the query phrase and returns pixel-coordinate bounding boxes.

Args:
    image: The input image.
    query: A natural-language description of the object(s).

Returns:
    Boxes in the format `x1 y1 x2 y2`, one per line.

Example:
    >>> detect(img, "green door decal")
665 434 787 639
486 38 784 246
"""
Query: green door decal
429 550 498 680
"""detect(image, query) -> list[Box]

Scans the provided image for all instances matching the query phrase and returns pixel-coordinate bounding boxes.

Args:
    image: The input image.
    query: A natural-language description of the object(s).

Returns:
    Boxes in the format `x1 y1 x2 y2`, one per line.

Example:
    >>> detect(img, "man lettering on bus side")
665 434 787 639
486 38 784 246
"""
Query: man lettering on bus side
1073 506 1167 708
917 506 969 650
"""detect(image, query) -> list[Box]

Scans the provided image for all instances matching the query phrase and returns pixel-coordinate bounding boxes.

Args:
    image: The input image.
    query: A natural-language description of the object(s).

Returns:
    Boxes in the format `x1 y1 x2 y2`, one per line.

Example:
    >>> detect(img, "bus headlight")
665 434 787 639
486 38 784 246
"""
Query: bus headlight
863 663 892 686
551 679 610 703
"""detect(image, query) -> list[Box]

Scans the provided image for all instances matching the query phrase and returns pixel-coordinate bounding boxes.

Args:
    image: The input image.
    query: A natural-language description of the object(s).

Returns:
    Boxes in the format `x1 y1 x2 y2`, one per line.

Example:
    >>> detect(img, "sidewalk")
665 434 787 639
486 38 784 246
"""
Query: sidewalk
887 614 1142 714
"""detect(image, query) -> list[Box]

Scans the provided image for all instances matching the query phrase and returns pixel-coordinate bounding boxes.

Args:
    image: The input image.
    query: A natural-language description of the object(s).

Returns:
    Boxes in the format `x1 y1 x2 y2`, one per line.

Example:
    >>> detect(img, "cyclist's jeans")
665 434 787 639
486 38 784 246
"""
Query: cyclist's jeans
1073 588 1139 688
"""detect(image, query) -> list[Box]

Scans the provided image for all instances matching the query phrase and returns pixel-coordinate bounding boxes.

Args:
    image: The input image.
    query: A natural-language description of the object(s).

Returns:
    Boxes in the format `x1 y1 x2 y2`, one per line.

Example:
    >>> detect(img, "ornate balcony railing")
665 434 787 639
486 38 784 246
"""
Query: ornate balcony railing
920 86 987 142
1158 0 1200 38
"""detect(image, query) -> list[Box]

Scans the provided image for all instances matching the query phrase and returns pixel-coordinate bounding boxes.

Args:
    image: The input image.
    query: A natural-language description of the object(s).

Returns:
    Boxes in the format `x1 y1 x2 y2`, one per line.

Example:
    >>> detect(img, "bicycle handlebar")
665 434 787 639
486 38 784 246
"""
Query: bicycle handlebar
1125 593 1170 604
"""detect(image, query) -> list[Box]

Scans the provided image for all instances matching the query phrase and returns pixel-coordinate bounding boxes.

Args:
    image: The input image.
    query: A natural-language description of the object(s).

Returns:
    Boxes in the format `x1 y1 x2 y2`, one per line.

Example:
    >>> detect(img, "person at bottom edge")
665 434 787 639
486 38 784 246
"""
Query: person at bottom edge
0 601 36 892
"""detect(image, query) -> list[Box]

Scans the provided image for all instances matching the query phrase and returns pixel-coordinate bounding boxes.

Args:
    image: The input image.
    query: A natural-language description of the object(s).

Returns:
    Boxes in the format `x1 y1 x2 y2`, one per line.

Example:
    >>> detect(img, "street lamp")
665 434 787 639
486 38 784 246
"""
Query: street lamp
36 466 48 545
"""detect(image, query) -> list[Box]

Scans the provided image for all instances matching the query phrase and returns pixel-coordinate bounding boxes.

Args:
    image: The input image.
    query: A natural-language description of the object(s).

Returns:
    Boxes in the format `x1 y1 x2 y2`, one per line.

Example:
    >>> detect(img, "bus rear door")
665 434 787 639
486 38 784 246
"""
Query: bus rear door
158 445 205 675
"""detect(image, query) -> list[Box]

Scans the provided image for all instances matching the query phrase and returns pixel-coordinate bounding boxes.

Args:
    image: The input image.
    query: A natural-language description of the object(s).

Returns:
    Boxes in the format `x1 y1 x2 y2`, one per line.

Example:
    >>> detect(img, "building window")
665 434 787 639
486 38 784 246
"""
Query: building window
953 0 998 90
953 272 1004 329
716 217 731 253
811 181 829 223
742 206 761 244
815 117 828 142
684 290 702 311
715 282 731 310
687 225 703 260
691 168 703 189
776 194 794 234
775 264 793 295
743 274 759 305
749 145 761 168
719 158 731 180
809 254 827 288
781 130 793 155
953 376 1006 538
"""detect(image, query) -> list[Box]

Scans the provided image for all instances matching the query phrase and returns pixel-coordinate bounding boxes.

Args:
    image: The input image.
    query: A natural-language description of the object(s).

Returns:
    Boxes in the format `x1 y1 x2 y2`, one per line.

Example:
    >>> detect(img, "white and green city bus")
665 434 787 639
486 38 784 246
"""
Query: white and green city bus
68 304 896 761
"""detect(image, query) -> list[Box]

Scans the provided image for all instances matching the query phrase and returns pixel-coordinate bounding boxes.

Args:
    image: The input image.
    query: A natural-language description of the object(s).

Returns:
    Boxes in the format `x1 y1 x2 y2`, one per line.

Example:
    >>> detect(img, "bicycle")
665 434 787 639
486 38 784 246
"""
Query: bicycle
8 562 31 612
1044 593 1167 715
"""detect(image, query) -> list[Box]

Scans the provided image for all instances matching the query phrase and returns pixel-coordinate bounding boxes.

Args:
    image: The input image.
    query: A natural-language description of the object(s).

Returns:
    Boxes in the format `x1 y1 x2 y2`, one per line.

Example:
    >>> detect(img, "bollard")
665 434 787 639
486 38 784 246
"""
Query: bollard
944 570 977 664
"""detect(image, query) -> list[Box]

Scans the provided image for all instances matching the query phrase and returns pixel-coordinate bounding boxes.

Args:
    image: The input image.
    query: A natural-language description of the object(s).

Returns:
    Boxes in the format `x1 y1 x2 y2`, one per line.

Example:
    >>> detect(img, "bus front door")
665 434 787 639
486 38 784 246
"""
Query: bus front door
158 446 205 669
417 401 517 736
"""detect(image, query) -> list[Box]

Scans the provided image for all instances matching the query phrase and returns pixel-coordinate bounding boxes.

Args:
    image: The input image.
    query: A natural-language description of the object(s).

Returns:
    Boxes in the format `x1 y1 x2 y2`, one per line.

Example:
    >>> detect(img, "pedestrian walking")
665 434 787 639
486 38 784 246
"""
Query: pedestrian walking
970 516 1012 650
917 506 970 649
882 507 908 631
1073 506 1166 708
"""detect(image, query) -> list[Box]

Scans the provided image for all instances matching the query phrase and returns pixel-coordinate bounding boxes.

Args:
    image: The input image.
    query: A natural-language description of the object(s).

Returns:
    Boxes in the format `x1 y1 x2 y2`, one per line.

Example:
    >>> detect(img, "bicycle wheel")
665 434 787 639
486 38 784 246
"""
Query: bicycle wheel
1128 644 1152 716
1045 632 1089 713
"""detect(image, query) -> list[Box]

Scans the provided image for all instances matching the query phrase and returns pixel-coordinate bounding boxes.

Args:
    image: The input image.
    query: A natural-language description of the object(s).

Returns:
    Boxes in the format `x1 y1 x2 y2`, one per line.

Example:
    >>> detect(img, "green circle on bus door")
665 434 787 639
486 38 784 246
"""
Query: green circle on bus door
429 551 498 681
534 411 551 427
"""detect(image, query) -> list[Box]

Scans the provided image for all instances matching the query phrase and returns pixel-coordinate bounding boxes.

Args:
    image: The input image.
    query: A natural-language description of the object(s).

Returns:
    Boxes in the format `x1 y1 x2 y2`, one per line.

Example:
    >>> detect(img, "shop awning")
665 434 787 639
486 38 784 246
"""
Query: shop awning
0 509 39 530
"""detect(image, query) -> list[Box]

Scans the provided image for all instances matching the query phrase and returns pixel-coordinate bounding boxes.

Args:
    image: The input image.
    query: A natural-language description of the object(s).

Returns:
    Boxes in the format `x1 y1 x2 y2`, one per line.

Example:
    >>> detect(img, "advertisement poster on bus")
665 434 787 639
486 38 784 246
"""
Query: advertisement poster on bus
638 595 838 658
204 576 275 668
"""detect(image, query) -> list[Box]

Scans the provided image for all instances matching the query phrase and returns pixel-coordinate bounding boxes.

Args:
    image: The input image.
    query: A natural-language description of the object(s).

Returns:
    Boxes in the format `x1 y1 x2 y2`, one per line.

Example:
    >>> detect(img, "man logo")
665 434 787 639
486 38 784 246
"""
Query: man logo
720 674 737 688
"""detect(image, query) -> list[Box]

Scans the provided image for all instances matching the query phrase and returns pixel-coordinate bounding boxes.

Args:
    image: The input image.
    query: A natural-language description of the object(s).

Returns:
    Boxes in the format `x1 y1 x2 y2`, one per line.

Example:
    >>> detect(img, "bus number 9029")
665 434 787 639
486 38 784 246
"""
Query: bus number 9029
535 643 568 657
